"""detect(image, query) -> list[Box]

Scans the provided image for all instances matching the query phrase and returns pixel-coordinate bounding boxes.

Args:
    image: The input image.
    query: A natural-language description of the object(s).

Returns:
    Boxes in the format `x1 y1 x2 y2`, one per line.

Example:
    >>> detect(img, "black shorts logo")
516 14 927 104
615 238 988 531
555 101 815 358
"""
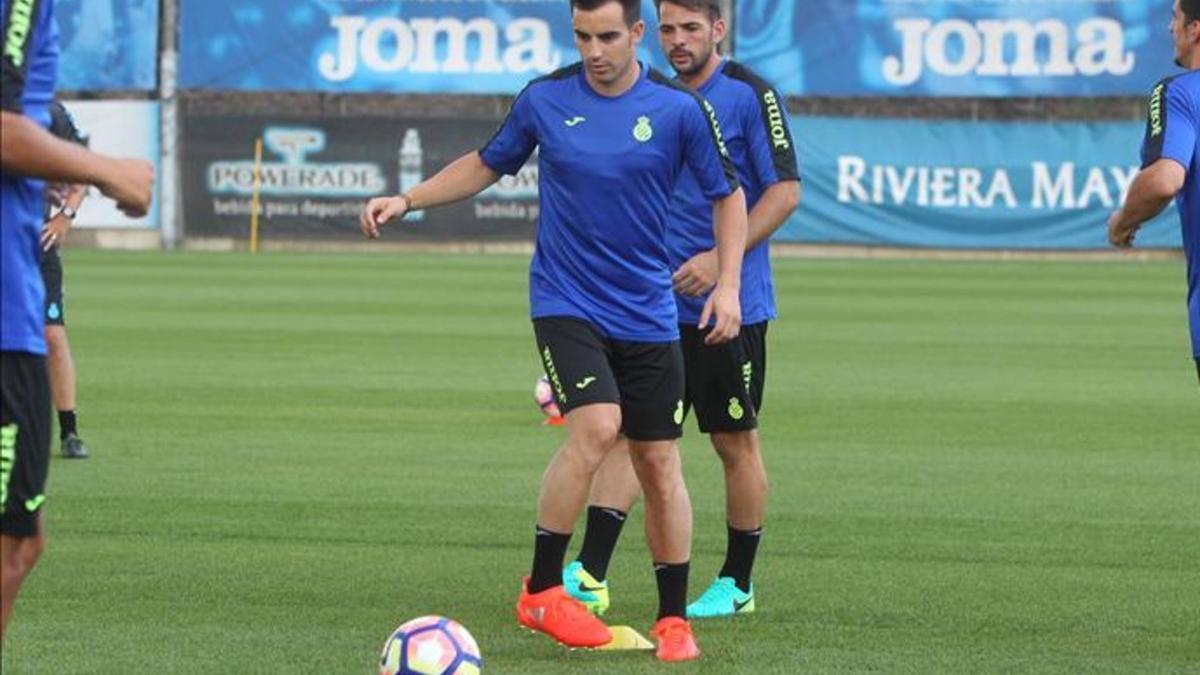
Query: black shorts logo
1 423 17 509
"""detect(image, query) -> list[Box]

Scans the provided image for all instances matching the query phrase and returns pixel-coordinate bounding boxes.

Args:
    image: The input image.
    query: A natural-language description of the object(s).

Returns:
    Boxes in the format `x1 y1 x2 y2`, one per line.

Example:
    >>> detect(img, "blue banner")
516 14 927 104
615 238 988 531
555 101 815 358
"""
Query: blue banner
55 0 158 91
738 0 1175 97
784 117 1181 249
180 0 671 93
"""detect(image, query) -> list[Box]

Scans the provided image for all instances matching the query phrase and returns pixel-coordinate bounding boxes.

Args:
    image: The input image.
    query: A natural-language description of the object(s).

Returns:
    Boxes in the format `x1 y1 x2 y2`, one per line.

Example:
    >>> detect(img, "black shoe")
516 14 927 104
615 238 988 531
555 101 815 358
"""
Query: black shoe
61 433 89 459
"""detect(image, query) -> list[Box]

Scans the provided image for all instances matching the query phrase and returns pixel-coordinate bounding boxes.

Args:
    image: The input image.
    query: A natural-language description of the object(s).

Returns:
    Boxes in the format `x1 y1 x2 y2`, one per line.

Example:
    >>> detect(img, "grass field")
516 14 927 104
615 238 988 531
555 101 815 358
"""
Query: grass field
2 250 1197 674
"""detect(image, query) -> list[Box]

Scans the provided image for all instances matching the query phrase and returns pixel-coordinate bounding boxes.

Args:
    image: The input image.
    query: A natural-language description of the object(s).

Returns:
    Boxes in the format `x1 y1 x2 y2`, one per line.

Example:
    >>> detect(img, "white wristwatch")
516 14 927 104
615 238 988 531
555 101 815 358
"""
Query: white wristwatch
60 205 78 220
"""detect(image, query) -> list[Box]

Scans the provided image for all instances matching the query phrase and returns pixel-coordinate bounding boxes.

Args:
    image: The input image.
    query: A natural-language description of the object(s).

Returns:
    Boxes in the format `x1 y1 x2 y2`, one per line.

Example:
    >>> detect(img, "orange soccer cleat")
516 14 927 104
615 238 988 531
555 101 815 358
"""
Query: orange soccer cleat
651 616 701 662
516 577 612 648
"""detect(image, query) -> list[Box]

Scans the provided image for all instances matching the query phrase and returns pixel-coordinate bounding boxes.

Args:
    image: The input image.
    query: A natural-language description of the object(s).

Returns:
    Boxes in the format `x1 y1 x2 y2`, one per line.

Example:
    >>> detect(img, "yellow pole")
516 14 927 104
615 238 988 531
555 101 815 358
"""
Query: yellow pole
250 138 263 254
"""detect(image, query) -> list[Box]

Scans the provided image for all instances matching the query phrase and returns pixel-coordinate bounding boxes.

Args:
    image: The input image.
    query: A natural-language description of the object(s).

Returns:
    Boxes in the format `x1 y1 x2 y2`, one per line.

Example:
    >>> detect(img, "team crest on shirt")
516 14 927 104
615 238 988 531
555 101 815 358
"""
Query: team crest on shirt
633 116 653 143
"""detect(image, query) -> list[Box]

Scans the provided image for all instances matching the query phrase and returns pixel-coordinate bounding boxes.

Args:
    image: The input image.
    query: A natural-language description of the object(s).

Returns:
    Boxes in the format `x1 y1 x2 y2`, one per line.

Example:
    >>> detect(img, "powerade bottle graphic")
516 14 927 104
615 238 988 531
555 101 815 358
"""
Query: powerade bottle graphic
399 128 425 221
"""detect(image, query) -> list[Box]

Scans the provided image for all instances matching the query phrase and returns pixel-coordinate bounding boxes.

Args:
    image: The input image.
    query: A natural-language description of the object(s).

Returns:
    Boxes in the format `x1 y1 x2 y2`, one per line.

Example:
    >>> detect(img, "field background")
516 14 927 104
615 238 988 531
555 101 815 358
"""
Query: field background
3 251 1197 674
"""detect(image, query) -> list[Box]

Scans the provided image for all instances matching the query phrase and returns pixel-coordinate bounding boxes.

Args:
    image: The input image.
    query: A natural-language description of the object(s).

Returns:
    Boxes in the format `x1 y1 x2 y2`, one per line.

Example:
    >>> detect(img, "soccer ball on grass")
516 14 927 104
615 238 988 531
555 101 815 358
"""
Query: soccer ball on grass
379 616 482 675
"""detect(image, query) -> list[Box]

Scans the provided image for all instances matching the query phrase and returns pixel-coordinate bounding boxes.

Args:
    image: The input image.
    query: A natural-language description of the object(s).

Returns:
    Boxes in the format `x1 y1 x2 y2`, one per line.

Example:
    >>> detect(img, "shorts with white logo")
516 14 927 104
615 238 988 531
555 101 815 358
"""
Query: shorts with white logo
533 317 684 441
40 247 65 326
1 352 51 537
679 321 768 434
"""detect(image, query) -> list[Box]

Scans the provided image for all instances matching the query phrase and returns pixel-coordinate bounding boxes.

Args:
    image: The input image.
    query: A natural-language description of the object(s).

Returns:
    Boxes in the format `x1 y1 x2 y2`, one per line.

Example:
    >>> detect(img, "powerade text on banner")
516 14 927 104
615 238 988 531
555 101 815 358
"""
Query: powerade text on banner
182 112 539 240
180 0 671 93
787 116 1180 249
738 0 1174 97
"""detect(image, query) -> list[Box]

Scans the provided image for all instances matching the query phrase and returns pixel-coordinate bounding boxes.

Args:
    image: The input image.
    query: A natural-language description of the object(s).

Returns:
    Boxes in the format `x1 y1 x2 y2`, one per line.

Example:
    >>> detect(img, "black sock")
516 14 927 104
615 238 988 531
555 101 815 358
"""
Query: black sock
654 561 690 620
58 409 77 439
718 524 762 593
575 506 627 581
529 526 571 594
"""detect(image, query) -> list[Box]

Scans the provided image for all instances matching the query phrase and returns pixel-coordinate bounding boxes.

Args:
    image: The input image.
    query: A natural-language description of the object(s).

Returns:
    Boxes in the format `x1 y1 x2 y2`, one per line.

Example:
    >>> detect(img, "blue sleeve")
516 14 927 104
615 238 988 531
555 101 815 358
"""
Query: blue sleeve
682 96 739 201
1142 78 1197 171
0 0 48 112
479 88 537 176
743 88 800 187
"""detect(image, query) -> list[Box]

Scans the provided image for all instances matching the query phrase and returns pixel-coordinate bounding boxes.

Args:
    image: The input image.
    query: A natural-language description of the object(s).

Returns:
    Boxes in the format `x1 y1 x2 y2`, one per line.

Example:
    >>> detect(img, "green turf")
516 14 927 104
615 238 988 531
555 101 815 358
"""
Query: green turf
3 250 1197 674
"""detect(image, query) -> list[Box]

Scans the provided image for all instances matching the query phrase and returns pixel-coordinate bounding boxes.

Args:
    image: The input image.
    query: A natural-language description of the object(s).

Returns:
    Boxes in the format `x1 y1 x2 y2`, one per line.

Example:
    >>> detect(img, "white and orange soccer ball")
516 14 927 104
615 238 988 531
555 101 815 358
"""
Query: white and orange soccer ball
379 616 482 675
534 375 563 422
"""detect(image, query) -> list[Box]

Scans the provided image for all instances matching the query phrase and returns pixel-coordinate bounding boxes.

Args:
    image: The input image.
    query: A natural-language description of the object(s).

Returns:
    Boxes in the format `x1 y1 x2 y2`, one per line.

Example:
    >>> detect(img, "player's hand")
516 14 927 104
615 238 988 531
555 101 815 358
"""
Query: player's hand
97 158 154 218
1107 210 1137 248
360 195 410 238
672 249 718 297
40 213 71 251
699 282 741 345
44 182 71 210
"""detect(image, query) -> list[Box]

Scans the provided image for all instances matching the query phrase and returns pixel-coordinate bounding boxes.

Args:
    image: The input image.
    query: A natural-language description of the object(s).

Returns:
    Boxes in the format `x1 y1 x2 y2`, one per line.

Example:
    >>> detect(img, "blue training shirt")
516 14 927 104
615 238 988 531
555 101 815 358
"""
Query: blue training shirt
1 0 58 356
1141 70 1200 359
668 60 800 326
480 62 739 342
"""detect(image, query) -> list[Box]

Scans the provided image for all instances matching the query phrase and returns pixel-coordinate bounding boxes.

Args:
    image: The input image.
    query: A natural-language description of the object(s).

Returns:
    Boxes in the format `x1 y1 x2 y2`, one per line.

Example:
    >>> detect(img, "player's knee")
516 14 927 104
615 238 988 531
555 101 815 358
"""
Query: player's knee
1 535 44 580
19 535 46 571
630 446 682 498
568 418 621 460
712 432 760 468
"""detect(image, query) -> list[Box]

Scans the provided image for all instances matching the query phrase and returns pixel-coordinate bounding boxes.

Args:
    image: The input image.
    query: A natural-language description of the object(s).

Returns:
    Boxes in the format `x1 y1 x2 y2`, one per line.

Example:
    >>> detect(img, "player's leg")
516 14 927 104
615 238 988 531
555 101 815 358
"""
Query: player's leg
1 518 46 643
562 437 640 614
686 322 769 618
516 318 617 648
615 340 700 661
0 352 52 645
41 249 86 459
45 326 86 459
563 322 714 612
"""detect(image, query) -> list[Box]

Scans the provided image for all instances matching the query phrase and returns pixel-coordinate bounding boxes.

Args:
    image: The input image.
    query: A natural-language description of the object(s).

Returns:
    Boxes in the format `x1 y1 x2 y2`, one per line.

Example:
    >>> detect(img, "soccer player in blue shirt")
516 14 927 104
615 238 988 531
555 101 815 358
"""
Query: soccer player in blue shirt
1 0 153 643
562 0 801 620
360 0 748 661
1108 0 1200 384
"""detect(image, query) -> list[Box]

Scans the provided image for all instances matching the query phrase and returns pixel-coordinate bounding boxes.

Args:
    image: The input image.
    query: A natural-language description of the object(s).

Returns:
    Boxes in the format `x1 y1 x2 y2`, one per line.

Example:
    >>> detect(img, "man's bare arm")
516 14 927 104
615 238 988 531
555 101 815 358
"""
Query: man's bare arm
699 186 748 345
745 179 801 249
1108 159 1186 247
361 152 501 237
1 112 154 216
673 180 800 297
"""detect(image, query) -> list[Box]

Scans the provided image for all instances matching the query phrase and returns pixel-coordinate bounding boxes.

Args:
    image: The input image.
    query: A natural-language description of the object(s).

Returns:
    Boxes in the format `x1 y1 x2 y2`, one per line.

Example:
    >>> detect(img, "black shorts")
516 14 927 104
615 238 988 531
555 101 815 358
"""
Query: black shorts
533 317 684 441
1 352 51 538
40 246 65 326
679 321 768 434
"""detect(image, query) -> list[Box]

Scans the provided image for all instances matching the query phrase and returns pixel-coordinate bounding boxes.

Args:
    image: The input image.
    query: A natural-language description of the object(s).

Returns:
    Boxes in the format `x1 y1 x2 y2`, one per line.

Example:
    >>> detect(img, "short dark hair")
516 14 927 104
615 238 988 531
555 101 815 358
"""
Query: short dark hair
1185 0 1200 23
655 0 721 22
571 0 641 26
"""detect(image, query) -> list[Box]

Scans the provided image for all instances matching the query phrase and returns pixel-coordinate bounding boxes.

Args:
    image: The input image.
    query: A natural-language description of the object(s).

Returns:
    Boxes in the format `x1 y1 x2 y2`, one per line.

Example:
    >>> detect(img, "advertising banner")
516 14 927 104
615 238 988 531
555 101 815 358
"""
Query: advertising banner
737 0 1175 97
55 0 158 90
785 116 1181 249
61 101 160 229
181 112 537 240
180 0 671 93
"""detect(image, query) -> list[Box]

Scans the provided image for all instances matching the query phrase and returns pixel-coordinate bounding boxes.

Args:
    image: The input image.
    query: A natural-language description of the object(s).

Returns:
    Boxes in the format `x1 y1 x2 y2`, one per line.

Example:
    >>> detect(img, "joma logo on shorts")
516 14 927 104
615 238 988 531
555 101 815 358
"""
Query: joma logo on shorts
0 423 17 508
3 0 35 68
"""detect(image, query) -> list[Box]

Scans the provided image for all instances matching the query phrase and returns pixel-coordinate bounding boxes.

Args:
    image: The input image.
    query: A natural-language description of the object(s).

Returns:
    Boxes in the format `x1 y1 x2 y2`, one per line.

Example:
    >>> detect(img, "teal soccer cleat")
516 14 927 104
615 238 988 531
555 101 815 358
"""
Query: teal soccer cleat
687 577 754 618
562 560 610 616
